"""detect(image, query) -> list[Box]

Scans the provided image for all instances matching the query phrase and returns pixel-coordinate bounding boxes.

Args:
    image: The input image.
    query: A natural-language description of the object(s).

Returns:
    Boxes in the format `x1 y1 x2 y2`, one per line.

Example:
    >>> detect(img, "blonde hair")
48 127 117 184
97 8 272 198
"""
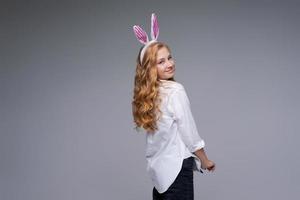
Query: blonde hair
132 42 175 133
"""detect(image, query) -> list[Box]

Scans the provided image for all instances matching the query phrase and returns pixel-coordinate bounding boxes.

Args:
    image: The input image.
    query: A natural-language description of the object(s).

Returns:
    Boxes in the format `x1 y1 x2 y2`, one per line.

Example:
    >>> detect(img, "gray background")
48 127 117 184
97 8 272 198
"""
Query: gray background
1 0 299 199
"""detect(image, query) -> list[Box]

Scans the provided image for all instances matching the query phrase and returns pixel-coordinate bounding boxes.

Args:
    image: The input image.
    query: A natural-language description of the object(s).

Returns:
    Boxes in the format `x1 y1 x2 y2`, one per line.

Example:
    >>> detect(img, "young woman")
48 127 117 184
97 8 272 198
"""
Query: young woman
132 14 215 200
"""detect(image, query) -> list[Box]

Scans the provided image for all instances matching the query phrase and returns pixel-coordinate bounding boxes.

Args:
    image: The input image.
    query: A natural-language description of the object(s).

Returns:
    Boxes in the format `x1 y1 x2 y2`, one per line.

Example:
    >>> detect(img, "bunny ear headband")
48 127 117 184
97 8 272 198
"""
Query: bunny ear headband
133 13 159 64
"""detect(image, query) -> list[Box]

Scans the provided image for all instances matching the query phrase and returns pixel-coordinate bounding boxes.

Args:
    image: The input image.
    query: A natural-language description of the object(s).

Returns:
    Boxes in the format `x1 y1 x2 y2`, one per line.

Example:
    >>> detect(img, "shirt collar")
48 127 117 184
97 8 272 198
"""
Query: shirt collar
159 79 174 83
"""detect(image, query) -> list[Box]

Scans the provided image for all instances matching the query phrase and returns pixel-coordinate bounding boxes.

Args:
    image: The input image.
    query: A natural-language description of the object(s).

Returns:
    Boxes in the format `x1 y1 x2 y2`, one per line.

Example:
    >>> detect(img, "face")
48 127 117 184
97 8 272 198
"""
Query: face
156 47 175 80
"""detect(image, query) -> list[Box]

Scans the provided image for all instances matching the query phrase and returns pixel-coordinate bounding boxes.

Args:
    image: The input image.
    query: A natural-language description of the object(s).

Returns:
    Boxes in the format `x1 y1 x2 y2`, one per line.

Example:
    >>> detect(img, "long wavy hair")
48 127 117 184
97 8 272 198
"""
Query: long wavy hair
132 42 176 133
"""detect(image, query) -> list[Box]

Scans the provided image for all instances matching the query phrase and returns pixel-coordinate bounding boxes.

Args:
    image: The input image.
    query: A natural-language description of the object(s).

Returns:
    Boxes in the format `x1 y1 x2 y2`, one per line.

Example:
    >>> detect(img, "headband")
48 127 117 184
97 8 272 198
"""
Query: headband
133 13 159 64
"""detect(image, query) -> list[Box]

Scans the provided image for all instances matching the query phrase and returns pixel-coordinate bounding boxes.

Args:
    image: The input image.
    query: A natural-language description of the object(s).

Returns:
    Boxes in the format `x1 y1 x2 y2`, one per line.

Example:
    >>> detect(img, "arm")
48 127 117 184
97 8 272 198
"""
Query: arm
169 86 216 172
193 148 208 163
168 87 205 153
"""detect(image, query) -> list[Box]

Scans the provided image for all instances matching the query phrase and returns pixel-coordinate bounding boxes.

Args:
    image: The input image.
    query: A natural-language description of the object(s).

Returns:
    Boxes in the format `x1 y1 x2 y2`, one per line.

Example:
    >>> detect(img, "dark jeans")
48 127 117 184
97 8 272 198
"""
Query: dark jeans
152 156 194 200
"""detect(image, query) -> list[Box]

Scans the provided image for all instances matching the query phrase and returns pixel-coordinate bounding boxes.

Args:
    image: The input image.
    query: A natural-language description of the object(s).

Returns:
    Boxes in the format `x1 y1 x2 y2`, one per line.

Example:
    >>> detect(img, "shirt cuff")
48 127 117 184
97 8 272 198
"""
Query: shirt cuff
190 139 205 153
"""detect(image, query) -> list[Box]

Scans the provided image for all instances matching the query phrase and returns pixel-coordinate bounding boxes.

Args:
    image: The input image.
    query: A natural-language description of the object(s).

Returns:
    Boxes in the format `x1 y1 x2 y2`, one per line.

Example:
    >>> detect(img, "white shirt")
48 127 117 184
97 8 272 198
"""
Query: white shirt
137 79 205 193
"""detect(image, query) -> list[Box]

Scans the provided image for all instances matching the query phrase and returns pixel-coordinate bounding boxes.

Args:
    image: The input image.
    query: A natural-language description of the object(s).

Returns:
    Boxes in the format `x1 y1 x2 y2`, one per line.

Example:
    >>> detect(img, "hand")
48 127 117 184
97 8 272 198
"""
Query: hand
201 159 216 172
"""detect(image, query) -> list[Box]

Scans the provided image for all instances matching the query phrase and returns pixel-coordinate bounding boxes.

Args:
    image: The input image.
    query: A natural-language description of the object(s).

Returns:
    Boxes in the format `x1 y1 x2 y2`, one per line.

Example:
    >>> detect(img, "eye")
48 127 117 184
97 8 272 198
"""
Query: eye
158 60 164 64
168 55 173 60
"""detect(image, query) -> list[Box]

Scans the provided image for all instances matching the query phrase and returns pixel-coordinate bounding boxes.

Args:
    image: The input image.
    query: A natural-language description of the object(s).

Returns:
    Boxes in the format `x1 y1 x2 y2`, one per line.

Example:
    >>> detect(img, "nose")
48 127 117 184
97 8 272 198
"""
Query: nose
166 59 174 67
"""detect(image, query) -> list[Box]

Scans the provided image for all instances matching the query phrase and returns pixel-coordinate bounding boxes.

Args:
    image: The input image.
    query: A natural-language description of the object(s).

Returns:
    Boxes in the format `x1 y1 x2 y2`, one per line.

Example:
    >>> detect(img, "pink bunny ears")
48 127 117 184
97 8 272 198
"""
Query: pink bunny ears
133 13 160 63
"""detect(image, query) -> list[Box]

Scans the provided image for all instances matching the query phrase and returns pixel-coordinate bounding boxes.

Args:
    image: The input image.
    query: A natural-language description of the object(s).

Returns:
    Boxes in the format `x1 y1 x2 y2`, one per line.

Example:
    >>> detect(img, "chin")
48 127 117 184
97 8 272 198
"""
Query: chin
162 73 175 80
169 73 175 78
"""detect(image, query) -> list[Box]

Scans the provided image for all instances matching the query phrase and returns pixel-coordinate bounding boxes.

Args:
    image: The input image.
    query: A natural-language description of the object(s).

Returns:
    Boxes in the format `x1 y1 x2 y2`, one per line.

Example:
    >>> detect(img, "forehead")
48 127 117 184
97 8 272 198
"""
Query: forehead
157 47 170 59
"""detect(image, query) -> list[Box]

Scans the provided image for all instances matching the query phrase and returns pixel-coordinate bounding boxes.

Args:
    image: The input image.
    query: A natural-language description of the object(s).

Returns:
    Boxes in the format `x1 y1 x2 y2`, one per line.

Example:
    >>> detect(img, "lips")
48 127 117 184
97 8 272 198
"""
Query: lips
166 68 174 73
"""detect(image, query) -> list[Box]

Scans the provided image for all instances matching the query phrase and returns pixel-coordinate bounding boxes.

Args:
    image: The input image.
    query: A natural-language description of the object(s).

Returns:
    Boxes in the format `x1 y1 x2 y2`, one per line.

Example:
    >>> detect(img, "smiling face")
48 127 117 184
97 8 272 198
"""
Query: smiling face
156 47 175 80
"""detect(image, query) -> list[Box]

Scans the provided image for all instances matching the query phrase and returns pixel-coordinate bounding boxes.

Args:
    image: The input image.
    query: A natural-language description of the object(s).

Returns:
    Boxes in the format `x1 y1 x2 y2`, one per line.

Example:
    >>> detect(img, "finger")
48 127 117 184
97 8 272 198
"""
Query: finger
208 165 215 171
211 165 216 172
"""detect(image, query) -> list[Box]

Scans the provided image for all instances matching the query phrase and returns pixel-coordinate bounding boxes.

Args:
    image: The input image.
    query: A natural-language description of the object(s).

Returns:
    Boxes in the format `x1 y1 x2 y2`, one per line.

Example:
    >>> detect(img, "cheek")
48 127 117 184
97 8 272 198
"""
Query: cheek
156 65 163 73
156 65 165 77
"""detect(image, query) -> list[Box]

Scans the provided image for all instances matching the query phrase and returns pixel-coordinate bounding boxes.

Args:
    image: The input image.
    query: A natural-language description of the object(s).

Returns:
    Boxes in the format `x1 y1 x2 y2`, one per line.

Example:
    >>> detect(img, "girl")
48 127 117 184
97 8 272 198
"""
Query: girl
132 14 216 200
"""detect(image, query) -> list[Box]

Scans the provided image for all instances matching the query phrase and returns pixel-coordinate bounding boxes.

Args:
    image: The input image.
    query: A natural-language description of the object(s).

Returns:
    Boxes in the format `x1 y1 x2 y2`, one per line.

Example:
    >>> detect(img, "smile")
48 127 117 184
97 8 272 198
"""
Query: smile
166 68 174 73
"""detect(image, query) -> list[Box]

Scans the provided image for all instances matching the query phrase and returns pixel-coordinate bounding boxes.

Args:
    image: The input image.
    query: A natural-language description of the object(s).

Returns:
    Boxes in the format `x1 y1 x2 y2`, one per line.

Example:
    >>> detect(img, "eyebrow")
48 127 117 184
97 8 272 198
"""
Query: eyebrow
157 54 171 61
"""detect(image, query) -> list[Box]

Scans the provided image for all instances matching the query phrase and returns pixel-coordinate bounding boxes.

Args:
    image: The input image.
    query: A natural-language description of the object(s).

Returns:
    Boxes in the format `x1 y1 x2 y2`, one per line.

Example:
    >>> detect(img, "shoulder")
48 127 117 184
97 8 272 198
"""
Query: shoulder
159 80 185 91
172 81 185 91
161 81 189 105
